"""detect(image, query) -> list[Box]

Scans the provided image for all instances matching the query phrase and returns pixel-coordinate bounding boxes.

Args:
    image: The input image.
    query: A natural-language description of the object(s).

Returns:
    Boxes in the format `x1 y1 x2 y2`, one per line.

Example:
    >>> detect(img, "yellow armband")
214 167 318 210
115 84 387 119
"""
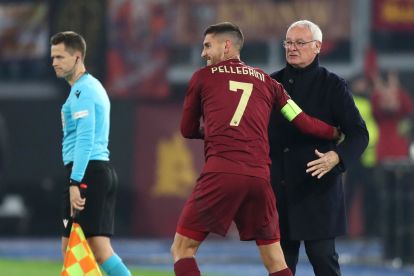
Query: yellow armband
280 99 302 122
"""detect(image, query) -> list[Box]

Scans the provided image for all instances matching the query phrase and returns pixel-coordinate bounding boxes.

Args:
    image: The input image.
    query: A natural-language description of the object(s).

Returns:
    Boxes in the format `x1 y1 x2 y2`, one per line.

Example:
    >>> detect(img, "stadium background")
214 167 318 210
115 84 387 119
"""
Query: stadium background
0 0 414 274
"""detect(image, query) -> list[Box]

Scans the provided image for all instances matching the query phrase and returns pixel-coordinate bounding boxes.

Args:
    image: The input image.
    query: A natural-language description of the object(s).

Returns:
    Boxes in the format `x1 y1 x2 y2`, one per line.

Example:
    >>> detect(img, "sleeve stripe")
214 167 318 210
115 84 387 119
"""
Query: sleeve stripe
280 99 302 122
73 110 89 119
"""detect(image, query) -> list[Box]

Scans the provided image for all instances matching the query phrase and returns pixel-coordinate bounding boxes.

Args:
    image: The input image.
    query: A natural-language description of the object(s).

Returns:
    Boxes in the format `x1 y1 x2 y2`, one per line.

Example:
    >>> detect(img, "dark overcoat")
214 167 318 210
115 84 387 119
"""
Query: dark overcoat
269 57 369 240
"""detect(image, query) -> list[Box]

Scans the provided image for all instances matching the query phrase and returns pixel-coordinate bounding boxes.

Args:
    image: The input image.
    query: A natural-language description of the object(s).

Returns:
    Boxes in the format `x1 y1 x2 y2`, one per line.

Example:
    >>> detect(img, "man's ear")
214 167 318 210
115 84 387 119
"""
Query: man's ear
315 41 321 54
224 39 231 53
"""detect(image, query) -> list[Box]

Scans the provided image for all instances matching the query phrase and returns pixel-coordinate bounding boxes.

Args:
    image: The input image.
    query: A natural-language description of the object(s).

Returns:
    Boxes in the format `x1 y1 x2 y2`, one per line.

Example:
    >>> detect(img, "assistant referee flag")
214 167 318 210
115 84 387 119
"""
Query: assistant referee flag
61 222 102 275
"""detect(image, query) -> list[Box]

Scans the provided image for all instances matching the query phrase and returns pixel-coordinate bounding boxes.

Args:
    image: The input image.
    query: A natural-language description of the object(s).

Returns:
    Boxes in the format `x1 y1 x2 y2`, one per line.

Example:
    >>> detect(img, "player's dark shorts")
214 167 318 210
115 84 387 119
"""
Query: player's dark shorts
177 172 280 242
61 160 117 238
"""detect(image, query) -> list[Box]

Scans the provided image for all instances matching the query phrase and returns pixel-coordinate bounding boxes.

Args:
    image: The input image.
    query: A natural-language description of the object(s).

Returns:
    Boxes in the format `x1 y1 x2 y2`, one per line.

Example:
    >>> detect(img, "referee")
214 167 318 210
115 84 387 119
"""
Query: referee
50 31 130 275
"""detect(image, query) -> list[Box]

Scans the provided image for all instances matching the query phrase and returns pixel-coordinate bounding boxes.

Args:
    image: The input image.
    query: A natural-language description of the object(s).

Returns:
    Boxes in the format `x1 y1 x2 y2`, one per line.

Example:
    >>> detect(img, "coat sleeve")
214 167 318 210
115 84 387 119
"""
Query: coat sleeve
180 71 204 139
332 79 369 170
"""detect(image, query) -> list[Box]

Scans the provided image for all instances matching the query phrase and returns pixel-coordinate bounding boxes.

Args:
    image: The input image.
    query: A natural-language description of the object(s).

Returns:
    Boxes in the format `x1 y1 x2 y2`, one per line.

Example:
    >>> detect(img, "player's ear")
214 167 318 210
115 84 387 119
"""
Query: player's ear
224 39 231 54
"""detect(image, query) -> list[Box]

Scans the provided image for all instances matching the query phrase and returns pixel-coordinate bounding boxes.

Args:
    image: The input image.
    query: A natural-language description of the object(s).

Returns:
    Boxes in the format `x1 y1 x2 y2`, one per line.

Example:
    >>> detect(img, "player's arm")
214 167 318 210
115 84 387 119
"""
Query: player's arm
180 72 204 139
273 81 339 140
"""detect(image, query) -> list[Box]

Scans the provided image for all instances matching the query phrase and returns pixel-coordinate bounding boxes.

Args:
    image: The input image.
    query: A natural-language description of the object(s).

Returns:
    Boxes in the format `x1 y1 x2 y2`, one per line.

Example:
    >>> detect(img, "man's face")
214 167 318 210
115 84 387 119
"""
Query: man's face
201 33 226 66
50 43 77 79
285 26 320 68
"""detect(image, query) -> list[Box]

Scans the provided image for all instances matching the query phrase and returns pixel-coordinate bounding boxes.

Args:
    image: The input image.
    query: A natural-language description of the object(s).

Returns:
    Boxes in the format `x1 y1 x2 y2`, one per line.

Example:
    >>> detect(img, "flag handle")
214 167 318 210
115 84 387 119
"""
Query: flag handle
73 183 88 221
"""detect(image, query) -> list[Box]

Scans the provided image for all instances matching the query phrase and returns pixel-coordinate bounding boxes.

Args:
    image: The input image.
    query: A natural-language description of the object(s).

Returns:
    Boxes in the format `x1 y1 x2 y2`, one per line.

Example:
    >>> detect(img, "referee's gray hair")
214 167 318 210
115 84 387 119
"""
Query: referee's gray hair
287 20 323 42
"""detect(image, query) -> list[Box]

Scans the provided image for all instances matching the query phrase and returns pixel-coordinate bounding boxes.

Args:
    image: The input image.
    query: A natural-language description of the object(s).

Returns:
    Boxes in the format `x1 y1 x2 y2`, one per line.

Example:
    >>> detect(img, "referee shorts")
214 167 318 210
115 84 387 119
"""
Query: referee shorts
61 160 118 238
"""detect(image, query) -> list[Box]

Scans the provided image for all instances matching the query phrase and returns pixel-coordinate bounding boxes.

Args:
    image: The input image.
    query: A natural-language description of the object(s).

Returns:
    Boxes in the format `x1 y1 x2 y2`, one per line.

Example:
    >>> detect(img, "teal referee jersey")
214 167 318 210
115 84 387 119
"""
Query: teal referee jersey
61 73 110 182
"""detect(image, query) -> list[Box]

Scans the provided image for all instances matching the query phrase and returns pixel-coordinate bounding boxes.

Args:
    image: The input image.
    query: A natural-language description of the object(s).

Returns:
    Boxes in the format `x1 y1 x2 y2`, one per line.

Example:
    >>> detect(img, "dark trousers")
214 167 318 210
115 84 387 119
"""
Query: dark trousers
281 238 341 276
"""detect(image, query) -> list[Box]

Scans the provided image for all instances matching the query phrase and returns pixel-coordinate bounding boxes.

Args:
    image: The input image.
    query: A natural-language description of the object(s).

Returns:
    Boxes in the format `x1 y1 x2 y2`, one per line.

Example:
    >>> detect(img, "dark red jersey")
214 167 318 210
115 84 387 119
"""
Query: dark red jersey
181 59 334 179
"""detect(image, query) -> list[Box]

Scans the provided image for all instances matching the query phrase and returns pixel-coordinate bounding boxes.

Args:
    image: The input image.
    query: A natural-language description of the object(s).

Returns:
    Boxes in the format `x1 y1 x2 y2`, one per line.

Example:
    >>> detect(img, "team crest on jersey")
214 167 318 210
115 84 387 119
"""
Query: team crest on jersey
75 90 81 98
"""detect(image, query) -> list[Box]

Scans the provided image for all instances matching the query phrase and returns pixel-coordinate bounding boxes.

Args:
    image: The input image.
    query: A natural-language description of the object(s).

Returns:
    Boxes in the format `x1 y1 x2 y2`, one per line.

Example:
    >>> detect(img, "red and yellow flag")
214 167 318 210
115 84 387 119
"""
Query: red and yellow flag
61 223 102 276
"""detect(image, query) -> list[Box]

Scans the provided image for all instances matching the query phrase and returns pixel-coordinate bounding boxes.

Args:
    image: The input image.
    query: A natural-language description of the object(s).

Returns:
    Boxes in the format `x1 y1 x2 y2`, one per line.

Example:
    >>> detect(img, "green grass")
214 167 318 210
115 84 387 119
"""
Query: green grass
0 259 175 276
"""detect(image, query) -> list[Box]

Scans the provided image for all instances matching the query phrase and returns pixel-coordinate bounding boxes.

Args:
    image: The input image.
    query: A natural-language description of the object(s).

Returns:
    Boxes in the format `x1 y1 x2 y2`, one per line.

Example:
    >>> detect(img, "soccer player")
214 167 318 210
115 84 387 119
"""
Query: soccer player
50 31 130 276
170 22 340 276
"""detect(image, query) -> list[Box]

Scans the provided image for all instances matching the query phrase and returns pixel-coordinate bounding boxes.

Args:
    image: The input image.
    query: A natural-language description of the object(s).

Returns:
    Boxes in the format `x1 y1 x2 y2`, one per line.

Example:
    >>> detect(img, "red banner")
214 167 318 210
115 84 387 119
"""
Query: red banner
132 104 204 237
374 0 414 30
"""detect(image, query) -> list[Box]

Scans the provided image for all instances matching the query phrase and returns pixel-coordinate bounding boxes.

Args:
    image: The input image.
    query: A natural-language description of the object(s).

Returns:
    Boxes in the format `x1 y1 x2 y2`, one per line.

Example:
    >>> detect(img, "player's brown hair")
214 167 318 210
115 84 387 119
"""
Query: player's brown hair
204 22 244 51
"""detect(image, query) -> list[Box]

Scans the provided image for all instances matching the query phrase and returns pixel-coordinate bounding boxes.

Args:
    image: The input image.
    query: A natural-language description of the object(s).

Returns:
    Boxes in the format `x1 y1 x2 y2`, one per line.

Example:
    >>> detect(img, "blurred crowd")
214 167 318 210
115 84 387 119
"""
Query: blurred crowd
346 70 414 239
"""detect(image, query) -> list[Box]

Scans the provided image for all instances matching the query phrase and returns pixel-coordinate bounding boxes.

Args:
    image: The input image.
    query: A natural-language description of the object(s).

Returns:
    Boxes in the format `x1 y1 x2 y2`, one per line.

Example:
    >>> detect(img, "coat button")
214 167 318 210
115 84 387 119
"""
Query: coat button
288 78 294 84
283 147 290 153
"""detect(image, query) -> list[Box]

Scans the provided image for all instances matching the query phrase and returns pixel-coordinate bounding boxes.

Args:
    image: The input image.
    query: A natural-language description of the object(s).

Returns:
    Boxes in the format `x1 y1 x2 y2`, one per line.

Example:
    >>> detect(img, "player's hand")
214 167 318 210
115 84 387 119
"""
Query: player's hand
306 149 340 179
69 185 86 217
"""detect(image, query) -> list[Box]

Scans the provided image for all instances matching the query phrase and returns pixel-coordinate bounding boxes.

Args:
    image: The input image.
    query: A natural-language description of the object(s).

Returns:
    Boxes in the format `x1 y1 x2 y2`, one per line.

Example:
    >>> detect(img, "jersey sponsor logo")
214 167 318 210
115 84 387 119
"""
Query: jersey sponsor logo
73 110 89 119
75 90 81 98
63 219 69 228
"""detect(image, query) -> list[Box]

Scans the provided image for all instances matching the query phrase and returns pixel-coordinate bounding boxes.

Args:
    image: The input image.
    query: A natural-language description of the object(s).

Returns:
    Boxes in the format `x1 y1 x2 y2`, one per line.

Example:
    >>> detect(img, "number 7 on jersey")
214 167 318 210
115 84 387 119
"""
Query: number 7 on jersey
229 80 253 126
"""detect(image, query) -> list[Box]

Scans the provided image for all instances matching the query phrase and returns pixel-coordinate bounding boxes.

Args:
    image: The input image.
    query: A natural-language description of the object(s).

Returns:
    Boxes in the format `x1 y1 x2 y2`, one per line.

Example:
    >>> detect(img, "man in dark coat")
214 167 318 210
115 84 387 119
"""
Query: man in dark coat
268 20 369 275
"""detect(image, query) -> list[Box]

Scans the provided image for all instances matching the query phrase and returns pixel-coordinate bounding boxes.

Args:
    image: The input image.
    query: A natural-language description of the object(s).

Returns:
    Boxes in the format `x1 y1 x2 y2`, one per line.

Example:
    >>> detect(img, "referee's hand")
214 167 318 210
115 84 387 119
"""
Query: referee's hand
69 185 86 217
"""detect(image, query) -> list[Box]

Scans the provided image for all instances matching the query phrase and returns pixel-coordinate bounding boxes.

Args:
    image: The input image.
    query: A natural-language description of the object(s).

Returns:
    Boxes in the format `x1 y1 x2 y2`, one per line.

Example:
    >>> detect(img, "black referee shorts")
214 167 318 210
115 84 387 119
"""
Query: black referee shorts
61 160 118 238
